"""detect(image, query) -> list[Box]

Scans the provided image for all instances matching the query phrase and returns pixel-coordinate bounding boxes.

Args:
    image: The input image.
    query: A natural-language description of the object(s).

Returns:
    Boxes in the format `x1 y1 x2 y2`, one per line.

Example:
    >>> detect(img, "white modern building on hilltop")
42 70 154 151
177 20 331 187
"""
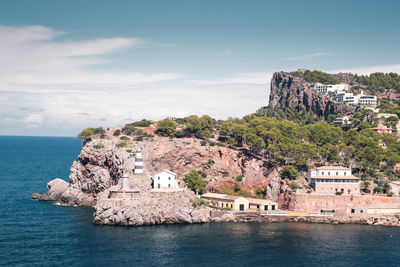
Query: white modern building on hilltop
312 83 349 94
153 170 179 189
312 83 377 107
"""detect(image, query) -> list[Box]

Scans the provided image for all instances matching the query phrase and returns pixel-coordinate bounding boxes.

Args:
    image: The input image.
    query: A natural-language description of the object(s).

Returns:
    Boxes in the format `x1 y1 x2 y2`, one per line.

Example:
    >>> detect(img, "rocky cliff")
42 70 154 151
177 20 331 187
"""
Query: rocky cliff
34 132 284 225
269 72 358 118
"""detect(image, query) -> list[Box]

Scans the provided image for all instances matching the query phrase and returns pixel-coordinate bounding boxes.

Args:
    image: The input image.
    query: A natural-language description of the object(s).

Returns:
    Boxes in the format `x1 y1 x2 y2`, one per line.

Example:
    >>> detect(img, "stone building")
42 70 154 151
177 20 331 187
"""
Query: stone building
308 166 360 195
201 193 277 211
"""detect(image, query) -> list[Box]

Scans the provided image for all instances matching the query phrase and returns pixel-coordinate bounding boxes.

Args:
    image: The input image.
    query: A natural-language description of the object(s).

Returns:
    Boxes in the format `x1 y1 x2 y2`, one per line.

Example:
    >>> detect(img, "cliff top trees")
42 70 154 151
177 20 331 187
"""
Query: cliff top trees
296 70 339 84
156 118 177 137
183 115 215 139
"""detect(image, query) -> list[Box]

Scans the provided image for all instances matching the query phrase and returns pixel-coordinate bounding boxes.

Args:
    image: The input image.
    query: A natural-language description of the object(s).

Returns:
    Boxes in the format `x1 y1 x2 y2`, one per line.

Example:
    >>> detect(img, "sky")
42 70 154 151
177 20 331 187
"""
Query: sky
0 0 400 136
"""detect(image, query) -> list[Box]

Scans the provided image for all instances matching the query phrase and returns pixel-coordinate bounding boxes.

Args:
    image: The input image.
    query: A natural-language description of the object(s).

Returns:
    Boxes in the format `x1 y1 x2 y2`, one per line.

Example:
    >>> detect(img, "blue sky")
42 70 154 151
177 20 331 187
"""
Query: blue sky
0 0 399 136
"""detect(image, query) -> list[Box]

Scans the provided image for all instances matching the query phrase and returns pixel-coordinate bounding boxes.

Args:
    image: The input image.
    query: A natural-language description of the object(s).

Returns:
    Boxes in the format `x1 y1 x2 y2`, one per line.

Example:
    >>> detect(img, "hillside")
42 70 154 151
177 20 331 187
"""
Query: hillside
37 70 400 212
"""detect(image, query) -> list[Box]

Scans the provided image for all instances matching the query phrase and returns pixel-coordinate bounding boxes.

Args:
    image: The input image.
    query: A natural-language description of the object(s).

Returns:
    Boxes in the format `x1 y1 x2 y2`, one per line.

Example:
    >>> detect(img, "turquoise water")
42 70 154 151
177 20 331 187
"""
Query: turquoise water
1 136 400 266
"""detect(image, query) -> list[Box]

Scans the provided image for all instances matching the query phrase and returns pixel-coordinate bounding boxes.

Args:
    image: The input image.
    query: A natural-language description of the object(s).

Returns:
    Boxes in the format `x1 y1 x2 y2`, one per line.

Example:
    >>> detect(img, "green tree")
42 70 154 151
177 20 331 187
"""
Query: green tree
279 165 299 180
156 118 177 137
77 127 95 138
183 170 207 194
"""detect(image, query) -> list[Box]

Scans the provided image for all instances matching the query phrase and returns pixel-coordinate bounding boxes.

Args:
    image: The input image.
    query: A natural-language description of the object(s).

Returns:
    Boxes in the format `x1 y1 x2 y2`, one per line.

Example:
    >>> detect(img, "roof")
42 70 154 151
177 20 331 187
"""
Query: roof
155 170 177 176
311 175 360 180
201 193 243 201
314 166 351 171
246 198 277 205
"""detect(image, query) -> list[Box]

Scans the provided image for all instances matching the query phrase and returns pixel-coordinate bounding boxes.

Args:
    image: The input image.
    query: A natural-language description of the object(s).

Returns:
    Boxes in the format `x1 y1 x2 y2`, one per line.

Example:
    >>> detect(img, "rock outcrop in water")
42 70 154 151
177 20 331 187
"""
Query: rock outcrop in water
269 72 358 118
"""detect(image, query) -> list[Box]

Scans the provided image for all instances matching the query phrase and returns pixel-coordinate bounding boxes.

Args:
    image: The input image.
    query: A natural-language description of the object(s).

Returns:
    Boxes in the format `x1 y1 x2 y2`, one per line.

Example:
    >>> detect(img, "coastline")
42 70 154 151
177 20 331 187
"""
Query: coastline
210 211 400 227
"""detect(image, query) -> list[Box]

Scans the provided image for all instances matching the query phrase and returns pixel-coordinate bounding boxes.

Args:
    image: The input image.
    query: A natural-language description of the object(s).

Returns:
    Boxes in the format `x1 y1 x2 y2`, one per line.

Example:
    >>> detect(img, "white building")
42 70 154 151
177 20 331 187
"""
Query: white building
153 170 179 189
312 83 349 94
334 116 352 125
358 92 377 107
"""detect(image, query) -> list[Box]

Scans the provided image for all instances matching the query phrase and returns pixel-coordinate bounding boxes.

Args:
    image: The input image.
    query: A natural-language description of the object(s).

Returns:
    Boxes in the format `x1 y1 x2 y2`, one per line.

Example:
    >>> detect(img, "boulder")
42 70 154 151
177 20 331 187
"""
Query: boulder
31 192 41 200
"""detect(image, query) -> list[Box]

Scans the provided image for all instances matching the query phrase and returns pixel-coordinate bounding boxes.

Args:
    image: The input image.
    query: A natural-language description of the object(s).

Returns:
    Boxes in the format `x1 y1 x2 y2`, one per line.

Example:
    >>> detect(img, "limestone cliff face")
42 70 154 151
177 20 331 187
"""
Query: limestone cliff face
39 135 282 207
269 72 357 118
93 189 211 226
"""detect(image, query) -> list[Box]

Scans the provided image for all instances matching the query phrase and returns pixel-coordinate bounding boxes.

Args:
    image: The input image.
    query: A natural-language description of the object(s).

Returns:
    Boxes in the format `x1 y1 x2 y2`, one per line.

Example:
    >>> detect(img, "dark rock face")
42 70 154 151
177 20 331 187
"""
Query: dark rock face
269 72 357 118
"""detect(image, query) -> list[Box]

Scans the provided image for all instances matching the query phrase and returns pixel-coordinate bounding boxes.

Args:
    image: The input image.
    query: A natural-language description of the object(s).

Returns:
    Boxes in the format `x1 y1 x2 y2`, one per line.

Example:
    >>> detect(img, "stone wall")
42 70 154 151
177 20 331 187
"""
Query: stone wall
284 193 398 215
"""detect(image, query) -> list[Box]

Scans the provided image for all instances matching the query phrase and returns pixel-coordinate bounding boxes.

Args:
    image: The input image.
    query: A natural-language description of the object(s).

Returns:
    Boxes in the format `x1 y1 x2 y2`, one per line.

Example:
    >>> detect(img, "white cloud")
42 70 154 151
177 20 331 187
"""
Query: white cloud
282 52 331 61
0 25 270 136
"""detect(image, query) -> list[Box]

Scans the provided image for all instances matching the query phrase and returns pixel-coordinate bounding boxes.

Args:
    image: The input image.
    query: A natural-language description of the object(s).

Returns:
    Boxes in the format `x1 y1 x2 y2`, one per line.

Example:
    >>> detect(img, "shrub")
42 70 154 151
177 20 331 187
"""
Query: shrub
335 192 342 195
184 157 192 164
116 141 129 148
77 127 95 138
190 197 209 207
280 165 299 180
235 175 243 182
94 143 104 149
198 170 207 178
122 124 137 136
174 131 186 138
200 140 207 146
130 119 152 127
120 136 129 141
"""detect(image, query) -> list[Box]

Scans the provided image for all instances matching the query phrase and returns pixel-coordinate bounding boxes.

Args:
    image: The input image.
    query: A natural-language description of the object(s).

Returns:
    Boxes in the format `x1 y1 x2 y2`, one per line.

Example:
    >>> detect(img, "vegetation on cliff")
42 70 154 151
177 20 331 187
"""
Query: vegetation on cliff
294 70 339 84
356 72 400 93
218 116 400 180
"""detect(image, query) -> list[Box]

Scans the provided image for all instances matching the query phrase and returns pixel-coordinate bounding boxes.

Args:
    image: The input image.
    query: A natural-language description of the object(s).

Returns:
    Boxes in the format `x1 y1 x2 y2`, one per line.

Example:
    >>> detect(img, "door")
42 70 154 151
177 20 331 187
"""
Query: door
239 204 244 211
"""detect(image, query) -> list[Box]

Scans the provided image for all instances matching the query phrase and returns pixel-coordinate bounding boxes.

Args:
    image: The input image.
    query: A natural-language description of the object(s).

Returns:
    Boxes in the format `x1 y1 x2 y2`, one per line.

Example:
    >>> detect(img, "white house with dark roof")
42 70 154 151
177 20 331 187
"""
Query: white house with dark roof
308 166 360 195
153 170 179 189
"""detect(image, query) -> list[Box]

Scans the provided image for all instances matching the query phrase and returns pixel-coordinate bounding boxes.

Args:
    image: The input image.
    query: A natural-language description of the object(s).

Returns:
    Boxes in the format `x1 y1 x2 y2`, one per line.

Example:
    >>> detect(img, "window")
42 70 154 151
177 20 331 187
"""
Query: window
328 172 330 175
257 205 260 209
168 177 171 180
272 205 276 210
336 172 338 176
322 171 324 175
158 176 160 180
168 184 170 188
264 205 268 210
360 210 363 214
157 184 160 189
231 204 233 208
351 209 355 213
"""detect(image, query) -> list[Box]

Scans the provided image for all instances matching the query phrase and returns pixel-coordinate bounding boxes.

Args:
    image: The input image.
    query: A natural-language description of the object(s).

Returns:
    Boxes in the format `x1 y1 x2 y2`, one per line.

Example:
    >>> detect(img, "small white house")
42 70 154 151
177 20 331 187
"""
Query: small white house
153 170 178 189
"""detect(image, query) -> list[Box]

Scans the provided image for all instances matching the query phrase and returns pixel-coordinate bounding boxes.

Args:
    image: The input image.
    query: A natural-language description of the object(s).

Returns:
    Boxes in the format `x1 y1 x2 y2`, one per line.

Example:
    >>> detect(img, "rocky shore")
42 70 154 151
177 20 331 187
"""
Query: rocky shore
214 211 400 227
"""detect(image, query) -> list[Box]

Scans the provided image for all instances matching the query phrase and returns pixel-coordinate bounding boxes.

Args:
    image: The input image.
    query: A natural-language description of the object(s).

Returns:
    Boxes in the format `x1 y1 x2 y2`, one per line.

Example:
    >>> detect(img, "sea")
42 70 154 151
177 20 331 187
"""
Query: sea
1 136 400 266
